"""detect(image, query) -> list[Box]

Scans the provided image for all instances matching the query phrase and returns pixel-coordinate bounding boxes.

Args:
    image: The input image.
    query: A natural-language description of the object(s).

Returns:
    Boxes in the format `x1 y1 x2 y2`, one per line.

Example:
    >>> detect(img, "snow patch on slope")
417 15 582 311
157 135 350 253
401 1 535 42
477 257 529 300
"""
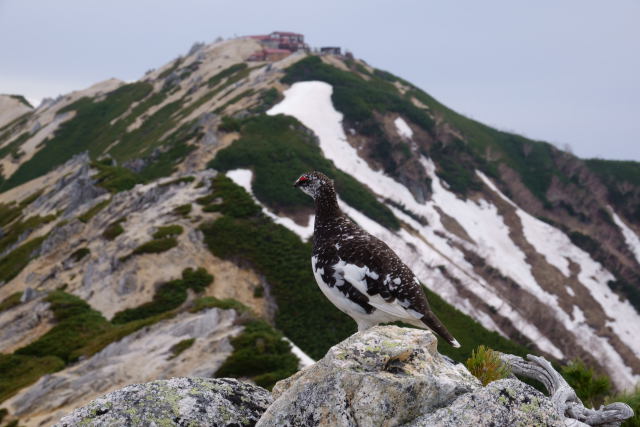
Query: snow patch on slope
610 208 640 266
477 171 571 277
267 80 640 388
339 197 564 357
394 117 413 139
283 337 315 368
226 168 314 240
477 171 640 388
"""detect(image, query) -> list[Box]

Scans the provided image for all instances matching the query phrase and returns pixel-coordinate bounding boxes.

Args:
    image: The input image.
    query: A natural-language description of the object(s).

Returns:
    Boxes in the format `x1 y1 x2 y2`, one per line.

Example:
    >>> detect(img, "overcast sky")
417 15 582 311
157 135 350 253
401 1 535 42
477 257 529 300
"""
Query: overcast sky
1 0 638 161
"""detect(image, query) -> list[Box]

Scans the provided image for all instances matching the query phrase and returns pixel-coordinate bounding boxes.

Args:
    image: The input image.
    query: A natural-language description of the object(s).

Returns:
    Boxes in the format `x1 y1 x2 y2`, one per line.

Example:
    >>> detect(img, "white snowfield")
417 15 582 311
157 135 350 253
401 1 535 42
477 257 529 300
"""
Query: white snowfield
226 169 314 240
610 208 640 266
266 80 640 390
283 337 315 368
394 117 413 140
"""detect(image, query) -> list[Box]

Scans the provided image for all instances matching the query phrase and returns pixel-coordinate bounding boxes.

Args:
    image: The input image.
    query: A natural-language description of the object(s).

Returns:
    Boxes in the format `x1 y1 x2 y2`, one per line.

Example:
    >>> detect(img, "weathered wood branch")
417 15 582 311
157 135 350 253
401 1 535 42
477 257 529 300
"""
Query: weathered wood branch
499 353 634 427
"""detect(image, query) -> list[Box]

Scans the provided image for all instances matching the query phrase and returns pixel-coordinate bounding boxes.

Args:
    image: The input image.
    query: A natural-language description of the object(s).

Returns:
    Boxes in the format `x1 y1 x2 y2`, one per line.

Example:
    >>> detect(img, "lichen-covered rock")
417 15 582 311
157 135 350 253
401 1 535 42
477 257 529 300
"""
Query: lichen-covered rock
54 377 272 427
257 325 480 427
404 378 564 427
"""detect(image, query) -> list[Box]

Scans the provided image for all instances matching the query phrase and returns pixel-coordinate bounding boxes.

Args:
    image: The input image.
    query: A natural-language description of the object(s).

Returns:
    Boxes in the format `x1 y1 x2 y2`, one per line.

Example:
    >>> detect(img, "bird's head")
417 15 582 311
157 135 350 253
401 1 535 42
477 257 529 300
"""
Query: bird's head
293 171 334 200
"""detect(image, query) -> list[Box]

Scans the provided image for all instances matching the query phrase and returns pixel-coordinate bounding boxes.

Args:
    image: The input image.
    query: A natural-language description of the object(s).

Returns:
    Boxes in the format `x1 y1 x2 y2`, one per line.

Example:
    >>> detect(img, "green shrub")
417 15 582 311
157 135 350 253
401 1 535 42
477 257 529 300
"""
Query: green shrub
0 203 22 227
561 359 611 408
134 124 198 182
215 89 254 114
207 63 248 88
70 312 175 361
69 247 90 262
18 190 43 208
428 139 483 196
0 354 65 403
103 219 125 240
91 162 142 193
190 296 249 314
131 237 178 256
180 267 214 292
111 268 213 324
168 338 195 360
9 94 32 108
215 319 299 390
173 204 192 217
158 57 183 79
78 199 110 223
198 175 261 218
218 116 242 132
15 292 112 363
0 132 31 163
250 88 281 114
607 279 640 314
466 345 511 386
0 236 47 284
0 214 56 254
152 225 183 239
111 280 185 324
586 159 640 218
0 292 23 312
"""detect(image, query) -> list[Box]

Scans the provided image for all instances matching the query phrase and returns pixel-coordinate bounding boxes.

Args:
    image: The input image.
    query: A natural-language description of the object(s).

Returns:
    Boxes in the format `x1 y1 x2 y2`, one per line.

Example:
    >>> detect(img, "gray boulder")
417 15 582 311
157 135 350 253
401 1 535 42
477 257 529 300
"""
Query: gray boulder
54 377 272 427
405 378 564 426
257 325 480 427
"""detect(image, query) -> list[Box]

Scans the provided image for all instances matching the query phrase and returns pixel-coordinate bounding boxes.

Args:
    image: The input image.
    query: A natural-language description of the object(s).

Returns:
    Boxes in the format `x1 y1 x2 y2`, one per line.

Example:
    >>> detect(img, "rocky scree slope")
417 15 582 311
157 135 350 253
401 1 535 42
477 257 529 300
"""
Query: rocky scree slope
0 36 639 425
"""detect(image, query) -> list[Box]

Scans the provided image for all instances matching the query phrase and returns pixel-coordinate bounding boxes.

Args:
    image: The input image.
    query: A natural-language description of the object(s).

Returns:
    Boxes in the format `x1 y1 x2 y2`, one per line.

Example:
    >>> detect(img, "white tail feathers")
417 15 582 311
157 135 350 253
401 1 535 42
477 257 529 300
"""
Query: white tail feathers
450 338 461 348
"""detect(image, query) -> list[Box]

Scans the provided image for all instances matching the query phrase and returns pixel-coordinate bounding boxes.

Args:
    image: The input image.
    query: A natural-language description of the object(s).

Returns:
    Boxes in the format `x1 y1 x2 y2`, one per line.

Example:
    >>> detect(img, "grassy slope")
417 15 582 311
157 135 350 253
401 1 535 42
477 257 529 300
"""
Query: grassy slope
1 82 153 190
209 114 400 230
282 56 570 206
0 82 199 192
1 268 212 404
586 158 640 221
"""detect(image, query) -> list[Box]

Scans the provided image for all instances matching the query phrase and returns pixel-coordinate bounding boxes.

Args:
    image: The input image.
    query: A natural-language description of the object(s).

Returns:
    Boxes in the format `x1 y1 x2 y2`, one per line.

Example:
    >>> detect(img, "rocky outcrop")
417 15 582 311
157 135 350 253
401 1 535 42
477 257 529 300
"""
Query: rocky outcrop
257 326 480 426
6 308 241 423
258 325 633 426
405 379 564 426
51 326 633 427
30 153 107 218
54 377 272 427
0 294 53 353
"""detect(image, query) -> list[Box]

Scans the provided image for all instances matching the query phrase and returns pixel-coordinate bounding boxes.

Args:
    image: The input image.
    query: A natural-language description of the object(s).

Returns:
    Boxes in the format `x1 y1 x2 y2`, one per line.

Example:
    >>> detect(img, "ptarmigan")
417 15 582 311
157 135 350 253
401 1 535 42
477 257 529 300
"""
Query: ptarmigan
294 171 460 348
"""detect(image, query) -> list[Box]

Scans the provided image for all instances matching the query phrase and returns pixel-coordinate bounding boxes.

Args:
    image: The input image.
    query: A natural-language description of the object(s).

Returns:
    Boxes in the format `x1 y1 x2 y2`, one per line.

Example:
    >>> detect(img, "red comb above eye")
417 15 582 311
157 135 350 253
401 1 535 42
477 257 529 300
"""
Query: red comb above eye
298 176 309 182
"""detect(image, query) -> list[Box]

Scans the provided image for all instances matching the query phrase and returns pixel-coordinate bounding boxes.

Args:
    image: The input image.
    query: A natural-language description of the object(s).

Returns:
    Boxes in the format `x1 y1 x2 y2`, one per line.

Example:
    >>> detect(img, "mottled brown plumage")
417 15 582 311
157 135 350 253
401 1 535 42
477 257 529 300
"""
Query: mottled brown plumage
294 171 460 347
